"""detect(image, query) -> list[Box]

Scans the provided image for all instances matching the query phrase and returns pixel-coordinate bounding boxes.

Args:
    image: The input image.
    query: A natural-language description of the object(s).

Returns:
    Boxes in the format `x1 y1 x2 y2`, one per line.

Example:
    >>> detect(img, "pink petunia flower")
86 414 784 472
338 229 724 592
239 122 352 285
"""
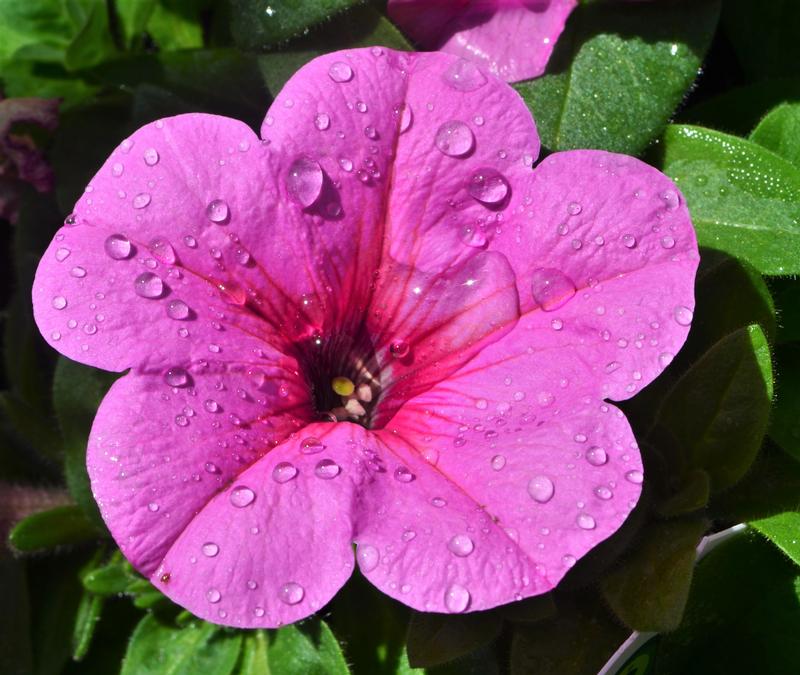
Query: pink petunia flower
32 48 697 627
387 0 579 83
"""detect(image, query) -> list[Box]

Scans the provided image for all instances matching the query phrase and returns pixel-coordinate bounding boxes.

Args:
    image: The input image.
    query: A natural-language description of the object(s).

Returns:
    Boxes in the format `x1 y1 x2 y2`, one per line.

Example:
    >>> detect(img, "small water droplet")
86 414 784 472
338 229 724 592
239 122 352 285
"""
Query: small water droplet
301 437 325 454
576 513 596 530
206 199 229 223
314 112 330 131
147 502 159 512
448 534 474 557
659 352 674 368
567 202 582 215
134 272 164 299
594 485 613 500
394 466 415 483
621 233 637 248
272 461 298 483
551 318 563 331
444 584 470 613
104 234 132 260
338 157 353 172
435 120 474 157
55 247 70 262
396 103 413 134
315 458 340 479
389 340 410 358
563 554 577 568
143 148 159 166
167 300 190 320
467 168 509 205
625 469 644 484
279 582 304 605
230 485 256 507
254 606 265 617
661 189 680 210
585 446 608 466
112 162 124 177
673 305 693 326
528 475 554 503
287 156 324 208
52 296 67 310
183 235 197 248
203 399 219 413
431 497 447 508
132 193 151 209
164 367 189 387
204 462 220 474
206 588 221 603
328 61 353 82
491 455 506 471
443 58 487 91
202 542 219 557
70 266 86 278
660 235 676 249
530 268 576 311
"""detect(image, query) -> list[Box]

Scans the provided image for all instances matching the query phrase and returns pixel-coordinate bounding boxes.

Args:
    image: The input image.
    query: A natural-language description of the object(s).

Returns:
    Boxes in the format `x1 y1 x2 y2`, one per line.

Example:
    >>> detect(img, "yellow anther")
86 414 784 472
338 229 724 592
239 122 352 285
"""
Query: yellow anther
331 376 355 397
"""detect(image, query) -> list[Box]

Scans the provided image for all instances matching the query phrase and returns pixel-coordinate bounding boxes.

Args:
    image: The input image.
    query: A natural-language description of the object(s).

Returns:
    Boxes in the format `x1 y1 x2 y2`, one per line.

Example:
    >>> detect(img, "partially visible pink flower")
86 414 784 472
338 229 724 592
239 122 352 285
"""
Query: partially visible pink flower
0 94 59 222
32 48 697 627
388 0 578 83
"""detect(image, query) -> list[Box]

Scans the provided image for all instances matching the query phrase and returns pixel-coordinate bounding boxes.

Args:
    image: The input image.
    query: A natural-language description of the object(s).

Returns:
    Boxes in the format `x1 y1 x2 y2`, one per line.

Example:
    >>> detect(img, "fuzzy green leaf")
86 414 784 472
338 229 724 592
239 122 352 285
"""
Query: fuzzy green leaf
750 102 800 168
8 504 100 552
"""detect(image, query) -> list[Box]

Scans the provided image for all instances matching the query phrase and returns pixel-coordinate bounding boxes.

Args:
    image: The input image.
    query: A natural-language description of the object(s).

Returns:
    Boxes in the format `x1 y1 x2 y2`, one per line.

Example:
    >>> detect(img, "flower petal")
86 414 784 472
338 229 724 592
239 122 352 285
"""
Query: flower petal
388 0 578 83
364 372 640 611
490 150 698 399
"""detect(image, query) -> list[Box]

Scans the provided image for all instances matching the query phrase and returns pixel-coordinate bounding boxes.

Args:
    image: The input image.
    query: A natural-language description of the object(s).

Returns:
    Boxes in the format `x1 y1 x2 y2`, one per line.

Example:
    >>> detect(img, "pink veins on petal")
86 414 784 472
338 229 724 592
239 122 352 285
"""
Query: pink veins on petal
31 47 697 628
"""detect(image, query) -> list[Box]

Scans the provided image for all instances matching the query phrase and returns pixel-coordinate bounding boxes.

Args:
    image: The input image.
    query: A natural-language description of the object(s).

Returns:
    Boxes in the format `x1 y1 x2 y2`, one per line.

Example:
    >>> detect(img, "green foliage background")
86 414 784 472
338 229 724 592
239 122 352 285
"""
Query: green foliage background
2 1 800 673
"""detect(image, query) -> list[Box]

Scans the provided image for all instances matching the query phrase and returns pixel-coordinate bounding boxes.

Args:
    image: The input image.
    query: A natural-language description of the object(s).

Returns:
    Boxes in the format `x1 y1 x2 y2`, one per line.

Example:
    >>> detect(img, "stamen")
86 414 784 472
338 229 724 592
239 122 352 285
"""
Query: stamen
331 376 355 396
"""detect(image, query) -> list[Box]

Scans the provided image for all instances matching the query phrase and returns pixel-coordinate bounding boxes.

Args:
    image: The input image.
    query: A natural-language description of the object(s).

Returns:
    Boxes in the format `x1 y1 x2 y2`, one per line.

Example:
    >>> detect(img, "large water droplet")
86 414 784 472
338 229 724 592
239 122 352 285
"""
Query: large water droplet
272 461 298 483
134 272 164 299
585 446 608 466
202 542 219 557
625 469 644 484
673 305 693 326
105 234 132 260
287 156 324 208
443 58 487 92
444 584 470 613
435 121 474 157
357 544 379 572
230 485 256 507
661 189 680 210
301 437 324 454
448 534 474 557
328 62 353 83
468 168 509 205
315 458 340 479
530 268 577 311
279 582 304 605
164 367 189 387
206 199 229 224
167 300 190 320
394 466 415 483
527 475 554 503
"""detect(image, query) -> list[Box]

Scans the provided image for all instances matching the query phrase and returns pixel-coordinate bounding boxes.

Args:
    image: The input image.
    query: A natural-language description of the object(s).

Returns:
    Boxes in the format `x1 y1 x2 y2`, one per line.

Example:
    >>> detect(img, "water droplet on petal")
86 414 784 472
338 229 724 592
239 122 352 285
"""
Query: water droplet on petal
661 189 680 210
660 235 676 249
491 455 506 471
389 340 410 358
448 535 474 557
435 121 474 157
567 202 582 215
230 485 256 507
444 584 470 613
328 61 353 82
164 367 189 387
132 193 151 209
443 58 487 91
530 268 576 311
315 458 340 479
576 513 596 530
431 497 447 508
357 544 379 572
167 300 190 320
206 199 229 223
279 582 304 605
272 461 298 483
202 542 219 557
112 162 124 177
621 233 637 248
204 462 220 474
206 588 221 603
301 436 324 454
52 296 67 310
396 103 413 134
147 502 159 512
55 247 70 262
314 113 330 131
528 475 554 503
595 486 613 500
134 272 163 298
625 469 644 484
585 446 608 466
659 352 674 368
563 554 577 568
673 305 693 326
338 157 353 172
143 148 159 166
105 234 132 260
287 156 324 208
254 606 265 617
393 465 415 482
468 168 509 205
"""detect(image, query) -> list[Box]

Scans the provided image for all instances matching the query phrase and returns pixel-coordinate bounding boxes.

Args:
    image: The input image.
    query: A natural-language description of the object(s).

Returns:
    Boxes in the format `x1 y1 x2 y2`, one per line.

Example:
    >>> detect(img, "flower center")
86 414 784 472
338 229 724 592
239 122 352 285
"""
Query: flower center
291 325 382 428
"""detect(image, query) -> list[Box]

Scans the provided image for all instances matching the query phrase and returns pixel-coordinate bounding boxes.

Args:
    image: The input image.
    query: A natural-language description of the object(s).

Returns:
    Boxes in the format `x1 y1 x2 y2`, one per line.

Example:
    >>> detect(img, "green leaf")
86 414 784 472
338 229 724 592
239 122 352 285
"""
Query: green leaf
121 615 242 675
267 620 350 675
114 0 157 48
655 533 800 674
656 325 773 493
510 593 627 675
752 512 800 568
601 517 708 632
52 358 118 526
230 0 362 51
0 0 72 64
655 468 711 518
770 344 800 462
662 124 800 275
82 559 137 595
71 591 104 661
8 504 100 552
147 0 208 50
406 611 502 669
750 102 800 168
513 0 720 155
63 0 119 71
238 631 269 675
722 0 800 82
